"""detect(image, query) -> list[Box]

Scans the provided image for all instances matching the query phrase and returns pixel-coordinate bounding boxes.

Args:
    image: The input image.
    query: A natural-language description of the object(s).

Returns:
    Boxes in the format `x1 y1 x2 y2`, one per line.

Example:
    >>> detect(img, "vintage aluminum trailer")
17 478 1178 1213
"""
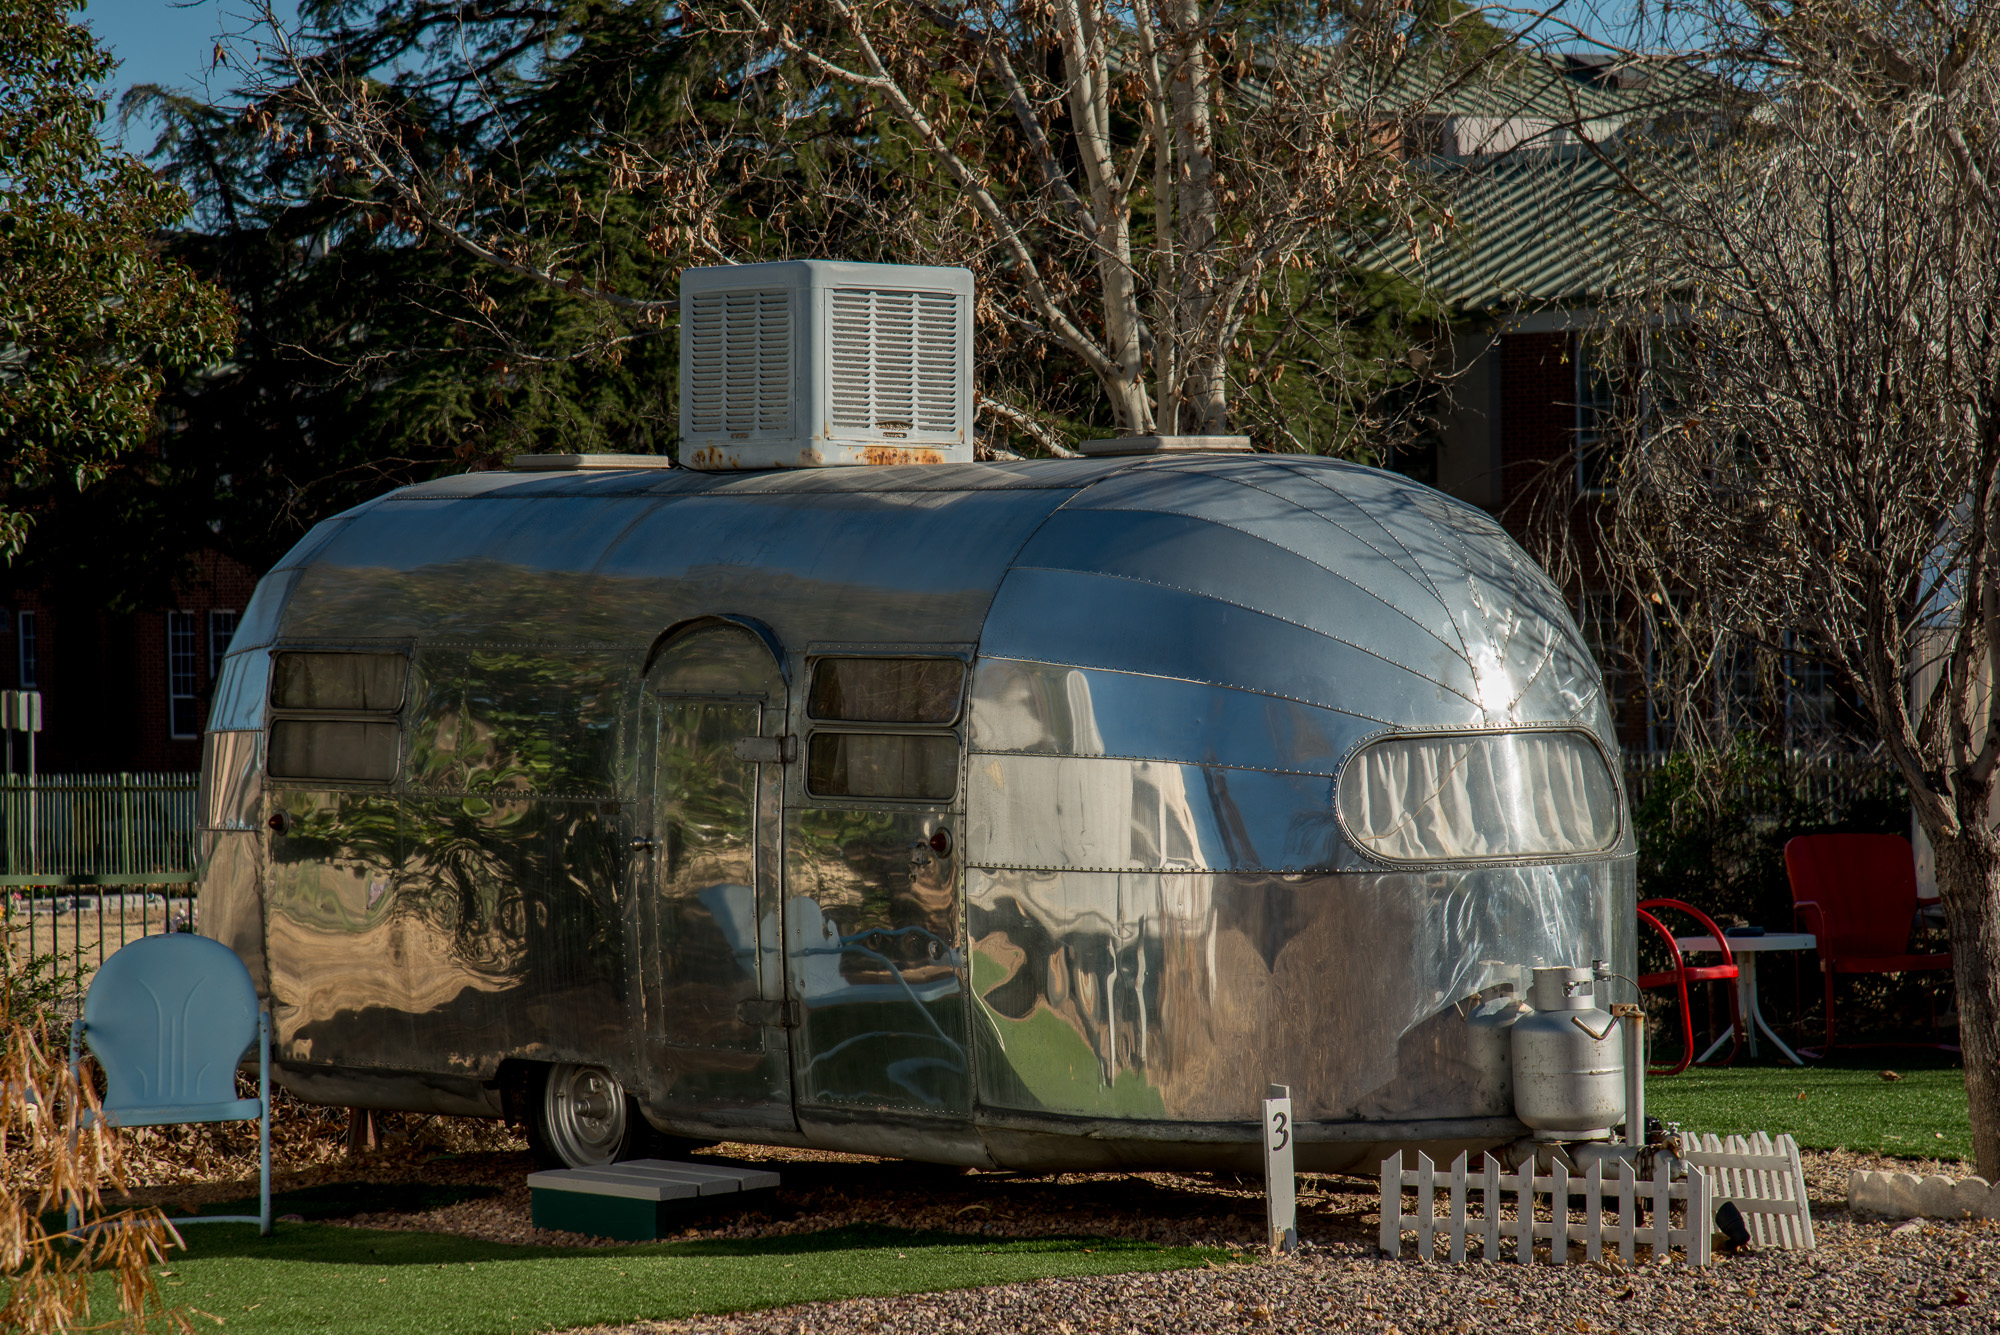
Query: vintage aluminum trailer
196 450 1636 1173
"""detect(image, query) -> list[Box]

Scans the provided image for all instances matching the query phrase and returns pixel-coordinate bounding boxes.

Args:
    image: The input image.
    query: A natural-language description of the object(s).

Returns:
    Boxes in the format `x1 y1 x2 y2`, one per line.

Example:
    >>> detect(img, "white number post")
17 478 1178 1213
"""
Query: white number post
1263 1082 1297 1253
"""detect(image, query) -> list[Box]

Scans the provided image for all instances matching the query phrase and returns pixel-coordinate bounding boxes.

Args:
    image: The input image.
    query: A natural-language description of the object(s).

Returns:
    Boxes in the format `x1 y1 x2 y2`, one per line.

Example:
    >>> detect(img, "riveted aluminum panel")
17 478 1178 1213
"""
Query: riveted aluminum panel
982 568 1472 722
965 861 1616 1127
969 659 1368 771
269 790 632 1081
965 754 1343 873
1008 506 1487 703
403 648 630 798
200 729 264 832
1019 457 1610 732
273 485 1091 651
209 651 271 732
198 830 267 995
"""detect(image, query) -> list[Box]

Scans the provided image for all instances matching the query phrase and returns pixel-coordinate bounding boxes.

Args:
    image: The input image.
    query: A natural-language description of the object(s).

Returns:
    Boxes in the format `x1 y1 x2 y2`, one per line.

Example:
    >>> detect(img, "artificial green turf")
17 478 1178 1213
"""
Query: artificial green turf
1644 1054 1972 1161
113 1222 1223 1335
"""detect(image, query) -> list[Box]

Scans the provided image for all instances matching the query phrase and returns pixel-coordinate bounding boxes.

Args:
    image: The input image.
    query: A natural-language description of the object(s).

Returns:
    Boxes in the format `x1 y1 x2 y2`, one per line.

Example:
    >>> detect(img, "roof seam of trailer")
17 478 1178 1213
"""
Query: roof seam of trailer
1261 463 1465 634
965 746 1345 780
1003 563 1483 704
974 653 1403 728
1053 499 1475 655
1176 466 1472 652
1266 467 1476 664
387 453 1394 503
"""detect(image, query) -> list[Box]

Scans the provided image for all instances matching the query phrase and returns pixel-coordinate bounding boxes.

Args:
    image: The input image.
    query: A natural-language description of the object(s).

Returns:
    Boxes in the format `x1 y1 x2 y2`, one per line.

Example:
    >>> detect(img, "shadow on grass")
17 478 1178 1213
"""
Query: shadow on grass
191 1180 503 1221
166 1219 1188 1265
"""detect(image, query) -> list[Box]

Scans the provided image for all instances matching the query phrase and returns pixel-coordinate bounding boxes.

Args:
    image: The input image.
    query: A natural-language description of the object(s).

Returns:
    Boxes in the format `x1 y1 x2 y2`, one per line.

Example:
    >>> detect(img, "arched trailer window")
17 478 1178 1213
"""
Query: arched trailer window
1336 729 1622 863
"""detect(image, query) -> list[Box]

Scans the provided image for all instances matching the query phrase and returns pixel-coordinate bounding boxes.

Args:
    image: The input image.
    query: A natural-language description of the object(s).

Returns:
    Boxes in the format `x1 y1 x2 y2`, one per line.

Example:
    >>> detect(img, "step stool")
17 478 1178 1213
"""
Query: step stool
528 1159 782 1241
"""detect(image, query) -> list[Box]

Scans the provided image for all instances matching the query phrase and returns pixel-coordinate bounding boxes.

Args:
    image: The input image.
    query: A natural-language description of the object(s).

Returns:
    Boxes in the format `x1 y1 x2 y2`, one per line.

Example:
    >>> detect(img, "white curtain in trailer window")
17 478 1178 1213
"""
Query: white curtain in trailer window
1338 730 1620 862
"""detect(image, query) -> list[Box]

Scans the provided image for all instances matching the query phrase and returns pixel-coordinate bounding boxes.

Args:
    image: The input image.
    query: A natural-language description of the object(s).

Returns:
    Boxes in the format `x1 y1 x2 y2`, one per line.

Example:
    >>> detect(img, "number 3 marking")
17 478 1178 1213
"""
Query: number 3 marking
1270 1109 1290 1151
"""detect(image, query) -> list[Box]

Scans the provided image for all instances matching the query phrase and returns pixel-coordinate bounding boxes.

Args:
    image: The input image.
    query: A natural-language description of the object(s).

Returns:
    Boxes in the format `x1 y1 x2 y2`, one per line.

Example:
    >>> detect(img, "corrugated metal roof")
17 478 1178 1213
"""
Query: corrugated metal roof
1343 54 1712 314
1362 145 1634 314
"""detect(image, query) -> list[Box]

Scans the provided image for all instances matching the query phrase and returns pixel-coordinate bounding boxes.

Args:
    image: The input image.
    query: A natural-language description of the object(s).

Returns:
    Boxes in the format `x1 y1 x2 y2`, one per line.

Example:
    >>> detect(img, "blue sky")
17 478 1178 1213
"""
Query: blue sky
80 0 1668 156
78 0 299 152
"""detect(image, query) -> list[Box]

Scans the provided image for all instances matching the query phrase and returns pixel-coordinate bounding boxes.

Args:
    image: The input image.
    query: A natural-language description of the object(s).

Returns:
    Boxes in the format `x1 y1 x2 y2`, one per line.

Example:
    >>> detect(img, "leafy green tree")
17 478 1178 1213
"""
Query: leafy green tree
40 0 790 596
0 0 234 562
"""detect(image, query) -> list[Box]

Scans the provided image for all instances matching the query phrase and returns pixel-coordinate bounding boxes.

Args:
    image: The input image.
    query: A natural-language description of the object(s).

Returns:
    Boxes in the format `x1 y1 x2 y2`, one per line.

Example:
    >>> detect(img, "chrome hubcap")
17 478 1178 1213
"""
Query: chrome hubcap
544 1063 627 1167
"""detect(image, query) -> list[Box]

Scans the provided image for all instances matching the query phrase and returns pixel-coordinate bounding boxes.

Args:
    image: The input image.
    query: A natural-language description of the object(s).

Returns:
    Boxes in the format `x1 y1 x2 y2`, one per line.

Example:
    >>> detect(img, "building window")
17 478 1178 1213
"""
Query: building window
1575 331 1620 496
17 610 37 690
168 612 200 739
209 609 239 676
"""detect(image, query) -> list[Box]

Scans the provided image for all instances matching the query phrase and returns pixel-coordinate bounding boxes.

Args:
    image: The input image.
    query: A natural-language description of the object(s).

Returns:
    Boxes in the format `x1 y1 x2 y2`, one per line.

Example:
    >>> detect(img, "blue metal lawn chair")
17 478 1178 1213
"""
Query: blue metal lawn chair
68 933 273 1236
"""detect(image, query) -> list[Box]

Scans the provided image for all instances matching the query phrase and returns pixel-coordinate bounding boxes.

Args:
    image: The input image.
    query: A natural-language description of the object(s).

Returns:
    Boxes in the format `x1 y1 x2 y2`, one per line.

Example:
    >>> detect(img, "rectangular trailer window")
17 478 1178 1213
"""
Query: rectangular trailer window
271 652 407 712
807 732 958 800
268 720 399 782
809 658 964 723
1337 729 1620 862
267 650 408 783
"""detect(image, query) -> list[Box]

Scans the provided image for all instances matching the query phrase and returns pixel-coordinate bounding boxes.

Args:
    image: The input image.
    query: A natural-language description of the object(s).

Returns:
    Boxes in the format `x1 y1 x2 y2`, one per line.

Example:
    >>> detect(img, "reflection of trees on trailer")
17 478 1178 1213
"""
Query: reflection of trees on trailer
198 454 1633 1172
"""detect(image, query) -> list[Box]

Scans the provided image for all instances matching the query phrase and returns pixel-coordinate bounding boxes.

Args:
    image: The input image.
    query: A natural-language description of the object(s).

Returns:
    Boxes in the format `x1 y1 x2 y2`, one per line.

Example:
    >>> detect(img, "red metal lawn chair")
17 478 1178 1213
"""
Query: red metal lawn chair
1636 897 1743 1075
1783 833 1953 1052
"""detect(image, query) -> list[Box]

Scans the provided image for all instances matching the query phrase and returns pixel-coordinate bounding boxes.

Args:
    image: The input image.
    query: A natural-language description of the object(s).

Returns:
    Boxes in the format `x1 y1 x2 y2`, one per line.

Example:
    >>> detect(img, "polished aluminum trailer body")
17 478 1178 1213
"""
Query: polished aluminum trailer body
198 454 1635 1172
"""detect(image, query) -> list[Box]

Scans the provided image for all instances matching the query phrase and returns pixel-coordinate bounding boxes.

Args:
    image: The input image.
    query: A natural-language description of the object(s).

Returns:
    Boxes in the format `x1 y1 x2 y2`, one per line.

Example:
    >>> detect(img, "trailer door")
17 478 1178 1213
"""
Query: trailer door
786 654 971 1122
635 619 795 1132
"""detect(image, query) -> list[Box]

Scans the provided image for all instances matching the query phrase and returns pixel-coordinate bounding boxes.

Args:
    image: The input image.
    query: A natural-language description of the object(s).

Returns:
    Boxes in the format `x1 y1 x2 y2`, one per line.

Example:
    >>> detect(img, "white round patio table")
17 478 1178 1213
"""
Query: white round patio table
1672 932 1818 1066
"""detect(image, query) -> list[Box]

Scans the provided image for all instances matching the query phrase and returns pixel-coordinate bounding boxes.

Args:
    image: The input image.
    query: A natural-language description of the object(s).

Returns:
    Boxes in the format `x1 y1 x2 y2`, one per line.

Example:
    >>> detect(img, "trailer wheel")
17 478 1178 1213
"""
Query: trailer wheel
528 1062 649 1169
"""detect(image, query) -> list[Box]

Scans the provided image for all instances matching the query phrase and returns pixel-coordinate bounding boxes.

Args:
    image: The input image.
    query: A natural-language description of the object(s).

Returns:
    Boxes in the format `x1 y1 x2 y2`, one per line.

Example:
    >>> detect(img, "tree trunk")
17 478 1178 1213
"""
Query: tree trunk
1057 0 1152 436
1931 828 2000 1179
1165 0 1222 434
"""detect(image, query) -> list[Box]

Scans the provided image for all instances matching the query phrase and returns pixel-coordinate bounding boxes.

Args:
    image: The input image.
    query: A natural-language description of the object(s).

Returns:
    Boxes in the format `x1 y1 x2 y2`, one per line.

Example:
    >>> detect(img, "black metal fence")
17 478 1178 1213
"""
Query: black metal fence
1 773 200 1007
1620 749 1908 815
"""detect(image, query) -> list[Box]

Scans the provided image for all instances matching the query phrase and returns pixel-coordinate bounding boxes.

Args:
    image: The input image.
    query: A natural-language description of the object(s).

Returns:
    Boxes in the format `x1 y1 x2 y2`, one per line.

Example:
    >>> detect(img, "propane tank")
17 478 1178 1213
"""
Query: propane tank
1510 966 1625 1140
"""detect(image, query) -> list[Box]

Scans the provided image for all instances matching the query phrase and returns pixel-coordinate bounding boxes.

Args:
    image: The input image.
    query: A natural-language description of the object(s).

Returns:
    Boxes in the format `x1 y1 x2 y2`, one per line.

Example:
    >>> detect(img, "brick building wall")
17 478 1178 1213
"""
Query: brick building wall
2 550 260 774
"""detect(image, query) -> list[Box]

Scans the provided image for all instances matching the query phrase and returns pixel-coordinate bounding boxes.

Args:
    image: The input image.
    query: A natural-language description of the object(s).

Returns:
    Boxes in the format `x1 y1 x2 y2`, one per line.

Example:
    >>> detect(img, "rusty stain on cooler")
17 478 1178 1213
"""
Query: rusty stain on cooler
863 445 945 466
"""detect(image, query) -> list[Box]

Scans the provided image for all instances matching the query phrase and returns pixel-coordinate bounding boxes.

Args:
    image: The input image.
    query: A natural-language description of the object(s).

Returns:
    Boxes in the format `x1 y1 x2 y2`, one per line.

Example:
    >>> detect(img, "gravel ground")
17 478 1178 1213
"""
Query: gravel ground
592 1215 1999 1335
112 1137 1998 1333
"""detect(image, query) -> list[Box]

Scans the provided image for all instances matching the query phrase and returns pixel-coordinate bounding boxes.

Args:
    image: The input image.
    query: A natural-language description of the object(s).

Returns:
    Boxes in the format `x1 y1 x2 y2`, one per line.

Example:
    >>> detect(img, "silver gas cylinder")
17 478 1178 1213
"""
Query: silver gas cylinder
1510 966 1626 1140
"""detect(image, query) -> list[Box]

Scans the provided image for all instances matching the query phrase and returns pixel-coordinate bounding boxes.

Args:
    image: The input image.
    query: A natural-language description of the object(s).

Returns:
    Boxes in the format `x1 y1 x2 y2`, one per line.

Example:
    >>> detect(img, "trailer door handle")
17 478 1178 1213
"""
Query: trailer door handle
732 735 796 764
736 997 801 1027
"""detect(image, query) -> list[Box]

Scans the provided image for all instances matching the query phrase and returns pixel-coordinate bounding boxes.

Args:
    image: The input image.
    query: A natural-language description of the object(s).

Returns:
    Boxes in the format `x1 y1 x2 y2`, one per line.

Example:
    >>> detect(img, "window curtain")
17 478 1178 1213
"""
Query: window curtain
1338 731 1619 861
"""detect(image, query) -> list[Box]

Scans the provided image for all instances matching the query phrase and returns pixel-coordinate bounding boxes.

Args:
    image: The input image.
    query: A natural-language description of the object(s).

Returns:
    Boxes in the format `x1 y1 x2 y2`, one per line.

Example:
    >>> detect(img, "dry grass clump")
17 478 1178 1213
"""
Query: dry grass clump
1 991 184 1334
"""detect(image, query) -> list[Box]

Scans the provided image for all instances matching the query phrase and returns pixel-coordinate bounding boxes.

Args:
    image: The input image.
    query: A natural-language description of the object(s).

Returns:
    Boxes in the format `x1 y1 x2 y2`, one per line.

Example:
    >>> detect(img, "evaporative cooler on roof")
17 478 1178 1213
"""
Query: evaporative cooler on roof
678 260 974 470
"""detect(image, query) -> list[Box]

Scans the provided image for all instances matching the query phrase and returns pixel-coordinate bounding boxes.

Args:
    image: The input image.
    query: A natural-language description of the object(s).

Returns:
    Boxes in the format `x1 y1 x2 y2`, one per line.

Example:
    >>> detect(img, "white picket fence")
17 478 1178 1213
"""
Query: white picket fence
1683 1132 1815 1250
1379 1149 1713 1266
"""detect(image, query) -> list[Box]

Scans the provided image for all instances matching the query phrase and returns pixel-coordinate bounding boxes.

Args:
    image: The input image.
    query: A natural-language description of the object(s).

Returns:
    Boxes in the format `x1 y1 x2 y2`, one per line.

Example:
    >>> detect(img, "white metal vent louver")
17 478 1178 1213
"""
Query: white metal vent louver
679 260 973 470
829 288 961 435
686 289 791 436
